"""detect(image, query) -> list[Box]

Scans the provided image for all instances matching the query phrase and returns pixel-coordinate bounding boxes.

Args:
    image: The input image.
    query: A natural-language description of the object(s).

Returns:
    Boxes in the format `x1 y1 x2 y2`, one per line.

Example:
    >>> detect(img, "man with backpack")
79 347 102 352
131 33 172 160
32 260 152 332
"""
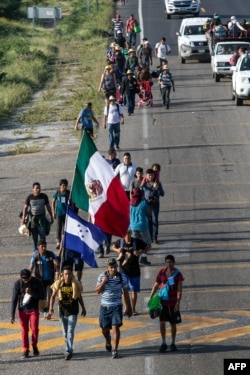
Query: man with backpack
95 258 132 359
21 182 54 251
10 269 45 359
155 37 171 67
52 179 70 249
103 95 124 150
75 102 99 139
228 16 247 37
29 239 59 317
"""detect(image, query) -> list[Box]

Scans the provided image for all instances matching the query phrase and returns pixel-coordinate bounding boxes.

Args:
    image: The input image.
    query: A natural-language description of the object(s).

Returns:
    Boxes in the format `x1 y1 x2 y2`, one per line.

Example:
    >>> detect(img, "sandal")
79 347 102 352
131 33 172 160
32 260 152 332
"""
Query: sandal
132 311 139 316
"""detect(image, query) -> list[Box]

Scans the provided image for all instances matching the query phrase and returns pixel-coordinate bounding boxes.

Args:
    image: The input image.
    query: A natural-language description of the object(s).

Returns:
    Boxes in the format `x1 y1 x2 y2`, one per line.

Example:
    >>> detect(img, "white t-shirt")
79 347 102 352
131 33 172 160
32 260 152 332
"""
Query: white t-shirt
155 42 171 59
114 163 137 191
104 103 123 124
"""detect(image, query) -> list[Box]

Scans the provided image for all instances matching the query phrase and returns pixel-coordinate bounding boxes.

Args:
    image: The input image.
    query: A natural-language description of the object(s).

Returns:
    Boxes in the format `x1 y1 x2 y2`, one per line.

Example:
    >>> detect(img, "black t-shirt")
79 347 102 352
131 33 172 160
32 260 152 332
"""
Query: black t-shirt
59 283 79 316
25 193 49 216
11 277 45 318
114 238 142 277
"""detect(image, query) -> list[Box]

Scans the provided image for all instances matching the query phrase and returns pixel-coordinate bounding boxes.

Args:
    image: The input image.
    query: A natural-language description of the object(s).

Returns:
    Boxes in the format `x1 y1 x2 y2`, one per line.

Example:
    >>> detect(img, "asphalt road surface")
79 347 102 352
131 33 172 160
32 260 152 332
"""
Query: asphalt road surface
0 0 250 374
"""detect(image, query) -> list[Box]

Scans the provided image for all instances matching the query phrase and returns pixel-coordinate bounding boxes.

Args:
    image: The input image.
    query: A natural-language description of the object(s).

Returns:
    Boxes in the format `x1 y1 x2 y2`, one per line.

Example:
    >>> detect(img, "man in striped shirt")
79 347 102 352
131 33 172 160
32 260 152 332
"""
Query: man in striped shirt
96 258 132 358
112 14 124 38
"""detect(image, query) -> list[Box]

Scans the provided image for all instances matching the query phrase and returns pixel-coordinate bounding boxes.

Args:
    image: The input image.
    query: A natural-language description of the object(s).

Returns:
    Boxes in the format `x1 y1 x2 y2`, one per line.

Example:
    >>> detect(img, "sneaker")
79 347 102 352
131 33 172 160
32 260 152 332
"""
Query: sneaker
65 351 73 360
159 343 167 353
32 345 39 356
112 350 119 359
21 350 29 359
170 343 177 352
140 257 151 266
98 253 104 258
105 335 112 352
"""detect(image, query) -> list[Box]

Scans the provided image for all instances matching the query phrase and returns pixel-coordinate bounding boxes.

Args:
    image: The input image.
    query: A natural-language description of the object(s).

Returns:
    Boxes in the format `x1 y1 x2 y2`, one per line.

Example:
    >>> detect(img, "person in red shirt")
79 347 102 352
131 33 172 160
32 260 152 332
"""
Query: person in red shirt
149 255 184 352
126 14 139 48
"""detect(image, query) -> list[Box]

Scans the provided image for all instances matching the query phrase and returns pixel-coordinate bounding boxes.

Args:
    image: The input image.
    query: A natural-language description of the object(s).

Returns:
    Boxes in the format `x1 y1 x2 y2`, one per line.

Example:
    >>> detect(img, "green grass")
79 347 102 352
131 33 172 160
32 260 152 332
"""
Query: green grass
0 0 115 125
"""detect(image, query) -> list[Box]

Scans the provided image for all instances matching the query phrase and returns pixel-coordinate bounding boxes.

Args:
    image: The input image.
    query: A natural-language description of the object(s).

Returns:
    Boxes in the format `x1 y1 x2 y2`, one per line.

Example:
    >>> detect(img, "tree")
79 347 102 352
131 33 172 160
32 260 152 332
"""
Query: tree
0 0 22 19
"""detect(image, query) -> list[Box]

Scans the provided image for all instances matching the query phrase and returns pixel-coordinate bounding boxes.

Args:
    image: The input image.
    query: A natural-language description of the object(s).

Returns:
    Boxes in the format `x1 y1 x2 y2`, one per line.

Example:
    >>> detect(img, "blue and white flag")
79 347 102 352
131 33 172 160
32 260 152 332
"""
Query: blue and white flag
64 206 106 268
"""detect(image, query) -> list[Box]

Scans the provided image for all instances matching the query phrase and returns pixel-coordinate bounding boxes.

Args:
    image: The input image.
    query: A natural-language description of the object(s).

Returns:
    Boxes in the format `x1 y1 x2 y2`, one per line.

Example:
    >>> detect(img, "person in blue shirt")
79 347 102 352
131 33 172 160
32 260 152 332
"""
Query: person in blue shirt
52 179 70 249
75 102 99 138
29 240 59 317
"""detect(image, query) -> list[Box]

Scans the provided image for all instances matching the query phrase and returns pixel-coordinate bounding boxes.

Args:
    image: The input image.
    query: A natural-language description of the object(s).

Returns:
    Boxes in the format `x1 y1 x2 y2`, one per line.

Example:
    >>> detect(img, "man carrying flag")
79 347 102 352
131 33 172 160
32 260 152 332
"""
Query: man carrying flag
71 132 130 238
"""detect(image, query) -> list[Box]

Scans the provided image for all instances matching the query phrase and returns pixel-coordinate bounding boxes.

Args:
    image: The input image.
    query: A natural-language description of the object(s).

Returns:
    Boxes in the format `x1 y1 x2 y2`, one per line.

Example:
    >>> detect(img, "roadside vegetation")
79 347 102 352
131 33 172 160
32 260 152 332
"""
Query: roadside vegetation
0 0 114 125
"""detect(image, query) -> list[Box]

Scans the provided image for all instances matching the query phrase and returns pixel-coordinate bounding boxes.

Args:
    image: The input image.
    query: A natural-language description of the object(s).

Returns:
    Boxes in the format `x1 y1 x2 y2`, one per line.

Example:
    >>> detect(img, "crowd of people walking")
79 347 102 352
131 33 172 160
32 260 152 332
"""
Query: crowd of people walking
12 4 184 363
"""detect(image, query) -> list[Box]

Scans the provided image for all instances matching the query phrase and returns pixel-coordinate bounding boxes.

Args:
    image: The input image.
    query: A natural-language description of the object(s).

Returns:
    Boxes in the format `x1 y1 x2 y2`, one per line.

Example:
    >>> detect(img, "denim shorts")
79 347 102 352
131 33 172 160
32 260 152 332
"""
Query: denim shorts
64 249 84 271
99 304 123 329
123 274 140 292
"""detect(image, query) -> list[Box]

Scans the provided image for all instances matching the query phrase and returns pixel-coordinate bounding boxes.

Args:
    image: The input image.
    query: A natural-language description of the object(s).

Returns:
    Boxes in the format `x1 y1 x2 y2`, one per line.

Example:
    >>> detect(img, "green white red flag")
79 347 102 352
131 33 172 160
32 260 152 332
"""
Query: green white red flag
71 132 130 237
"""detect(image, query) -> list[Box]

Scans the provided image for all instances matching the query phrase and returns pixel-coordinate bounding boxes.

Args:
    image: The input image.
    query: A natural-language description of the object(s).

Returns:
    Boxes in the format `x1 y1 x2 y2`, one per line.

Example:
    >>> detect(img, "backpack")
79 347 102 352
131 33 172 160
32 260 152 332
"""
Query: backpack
103 72 115 91
107 103 120 116
228 22 240 37
214 24 227 38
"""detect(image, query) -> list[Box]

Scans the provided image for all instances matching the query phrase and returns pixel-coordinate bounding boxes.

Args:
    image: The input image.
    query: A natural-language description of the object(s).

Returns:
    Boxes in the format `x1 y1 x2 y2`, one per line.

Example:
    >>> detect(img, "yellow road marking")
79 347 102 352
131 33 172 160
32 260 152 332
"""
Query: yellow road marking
223 310 250 317
91 315 234 349
2 318 150 353
0 325 61 344
179 325 250 344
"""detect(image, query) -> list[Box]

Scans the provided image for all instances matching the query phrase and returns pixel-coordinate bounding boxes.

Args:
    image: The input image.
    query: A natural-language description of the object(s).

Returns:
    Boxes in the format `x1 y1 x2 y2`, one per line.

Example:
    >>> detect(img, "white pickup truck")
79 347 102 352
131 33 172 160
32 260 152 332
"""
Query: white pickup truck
165 0 200 19
211 41 250 82
176 17 210 64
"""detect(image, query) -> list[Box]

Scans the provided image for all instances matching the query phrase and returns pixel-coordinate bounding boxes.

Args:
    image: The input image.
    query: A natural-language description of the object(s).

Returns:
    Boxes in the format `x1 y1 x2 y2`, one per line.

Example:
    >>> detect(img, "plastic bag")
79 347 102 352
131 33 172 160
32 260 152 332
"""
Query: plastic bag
148 295 162 319
134 25 141 33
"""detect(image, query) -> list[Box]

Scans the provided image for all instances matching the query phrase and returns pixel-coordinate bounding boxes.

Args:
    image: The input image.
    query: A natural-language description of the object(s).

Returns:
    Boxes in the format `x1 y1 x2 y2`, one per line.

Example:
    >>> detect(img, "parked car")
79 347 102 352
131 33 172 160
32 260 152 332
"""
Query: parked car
211 41 250 82
231 53 250 105
165 0 200 19
176 17 210 63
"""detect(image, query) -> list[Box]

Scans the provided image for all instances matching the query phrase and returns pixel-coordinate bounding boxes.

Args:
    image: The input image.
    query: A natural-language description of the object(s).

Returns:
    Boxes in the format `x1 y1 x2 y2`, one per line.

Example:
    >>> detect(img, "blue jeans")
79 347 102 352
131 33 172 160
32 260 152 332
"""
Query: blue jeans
30 217 46 249
126 93 135 114
59 312 77 353
108 122 120 149
97 234 112 255
148 203 160 241
128 31 136 48
160 86 171 106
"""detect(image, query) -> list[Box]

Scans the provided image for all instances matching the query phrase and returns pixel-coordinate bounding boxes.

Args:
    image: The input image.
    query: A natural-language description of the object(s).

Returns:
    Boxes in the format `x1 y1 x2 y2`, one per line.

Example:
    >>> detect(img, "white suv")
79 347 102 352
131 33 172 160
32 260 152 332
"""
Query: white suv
165 0 200 19
177 17 210 63
231 53 250 105
211 41 250 82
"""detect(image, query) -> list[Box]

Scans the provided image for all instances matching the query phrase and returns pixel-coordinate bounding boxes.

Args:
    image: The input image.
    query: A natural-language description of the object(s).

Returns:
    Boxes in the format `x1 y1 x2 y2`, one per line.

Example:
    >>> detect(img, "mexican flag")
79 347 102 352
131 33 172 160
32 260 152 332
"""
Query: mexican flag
71 132 130 238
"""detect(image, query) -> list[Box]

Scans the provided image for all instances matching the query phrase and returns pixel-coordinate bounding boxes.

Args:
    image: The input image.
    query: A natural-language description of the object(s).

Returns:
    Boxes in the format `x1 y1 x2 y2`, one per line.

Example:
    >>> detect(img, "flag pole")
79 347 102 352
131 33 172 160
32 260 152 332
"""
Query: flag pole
59 130 88 275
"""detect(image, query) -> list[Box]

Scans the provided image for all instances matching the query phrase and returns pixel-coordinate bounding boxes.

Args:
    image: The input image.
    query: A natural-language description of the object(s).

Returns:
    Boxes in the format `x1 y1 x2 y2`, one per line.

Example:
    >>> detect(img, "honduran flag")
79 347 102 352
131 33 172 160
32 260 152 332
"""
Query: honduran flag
71 132 130 238
64 206 106 268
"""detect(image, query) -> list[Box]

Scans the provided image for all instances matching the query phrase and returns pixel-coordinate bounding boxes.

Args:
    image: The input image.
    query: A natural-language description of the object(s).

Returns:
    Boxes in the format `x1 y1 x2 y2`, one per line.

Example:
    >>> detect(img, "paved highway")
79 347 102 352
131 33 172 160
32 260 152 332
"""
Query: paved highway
0 0 250 374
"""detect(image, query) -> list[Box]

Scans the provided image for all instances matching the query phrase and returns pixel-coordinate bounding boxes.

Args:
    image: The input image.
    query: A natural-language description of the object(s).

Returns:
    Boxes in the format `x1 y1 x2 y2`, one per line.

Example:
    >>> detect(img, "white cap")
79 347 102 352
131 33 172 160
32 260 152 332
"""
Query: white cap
231 16 237 21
